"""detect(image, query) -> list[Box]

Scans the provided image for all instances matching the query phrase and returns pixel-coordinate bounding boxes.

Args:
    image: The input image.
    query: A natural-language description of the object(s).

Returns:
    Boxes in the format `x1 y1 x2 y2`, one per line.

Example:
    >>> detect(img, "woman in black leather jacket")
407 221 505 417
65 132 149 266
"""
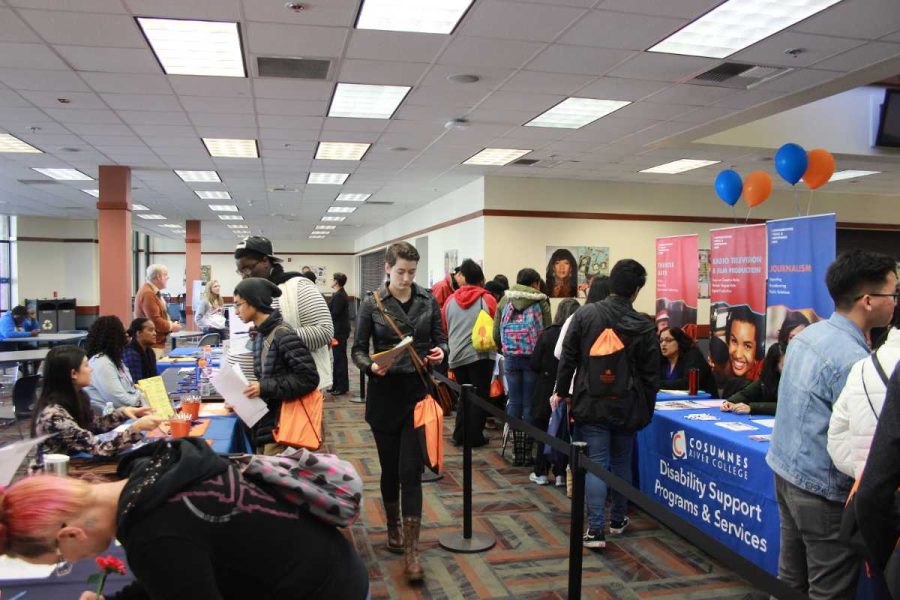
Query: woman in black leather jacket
351 241 447 584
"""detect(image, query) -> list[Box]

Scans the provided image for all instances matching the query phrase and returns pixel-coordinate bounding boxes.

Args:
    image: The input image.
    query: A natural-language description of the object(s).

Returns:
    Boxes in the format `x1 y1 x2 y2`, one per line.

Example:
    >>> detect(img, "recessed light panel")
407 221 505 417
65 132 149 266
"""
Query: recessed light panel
357 0 474 34
648 0 842 59
327 205 357 213
160 224 184 229
829 170 880 181
0 133 42 153
640 159 720 174
463 148 531 166
227 224 249 229
138 214 166 220
218 215 244 221
328 83 410 119
335 193 371 202
31 168 92 181
82 189 100 198
315 225 337 230
315 142 371 161
321 216 346 222
133 204 149 211
196 191 231 200
208 204 238 212
308 172 349 185
175 170 220 182
309 235 327 239
526 98 630 129
202 138 259 158
137 18 246 77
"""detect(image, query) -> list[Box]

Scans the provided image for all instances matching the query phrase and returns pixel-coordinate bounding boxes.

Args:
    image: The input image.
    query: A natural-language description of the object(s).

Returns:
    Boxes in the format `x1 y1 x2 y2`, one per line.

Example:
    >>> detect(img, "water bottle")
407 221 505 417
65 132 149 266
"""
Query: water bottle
103 401 114 417
202 345 213 379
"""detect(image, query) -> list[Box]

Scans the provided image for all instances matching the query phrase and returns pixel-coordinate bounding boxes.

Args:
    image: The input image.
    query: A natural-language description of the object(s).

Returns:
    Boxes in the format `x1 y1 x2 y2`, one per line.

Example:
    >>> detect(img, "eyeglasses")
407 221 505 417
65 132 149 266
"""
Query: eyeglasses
856 292 900 303
55 524 72 577
233 301 247 310
659 337 676 344
235 260 259 276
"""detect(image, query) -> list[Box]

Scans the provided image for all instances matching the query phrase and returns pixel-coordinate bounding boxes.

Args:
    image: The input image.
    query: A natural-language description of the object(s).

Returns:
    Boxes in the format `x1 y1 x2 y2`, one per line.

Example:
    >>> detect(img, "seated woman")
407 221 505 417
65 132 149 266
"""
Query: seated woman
721 343 784 415
31 345 162 457
85 316 145 411
1 439 370 599
658 326 717 397
122 318 157 385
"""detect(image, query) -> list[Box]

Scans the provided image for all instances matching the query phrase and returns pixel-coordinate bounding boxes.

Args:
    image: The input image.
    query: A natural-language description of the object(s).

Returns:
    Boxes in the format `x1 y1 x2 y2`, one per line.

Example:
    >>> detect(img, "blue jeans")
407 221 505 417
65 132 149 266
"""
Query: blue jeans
505 366 537 424
574 423 635 530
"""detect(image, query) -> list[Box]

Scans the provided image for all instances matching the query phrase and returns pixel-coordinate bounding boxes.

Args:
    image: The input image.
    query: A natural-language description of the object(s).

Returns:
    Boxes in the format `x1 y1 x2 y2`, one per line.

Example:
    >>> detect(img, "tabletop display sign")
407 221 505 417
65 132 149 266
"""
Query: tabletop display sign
656 235 700 337
709 225 767 382
136 376 175 418
765 214 836 349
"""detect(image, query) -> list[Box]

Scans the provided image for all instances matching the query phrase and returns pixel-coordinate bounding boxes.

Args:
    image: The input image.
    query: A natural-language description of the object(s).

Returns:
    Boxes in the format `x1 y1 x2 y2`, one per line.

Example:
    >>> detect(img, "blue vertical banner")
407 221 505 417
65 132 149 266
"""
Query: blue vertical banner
765 214 836 348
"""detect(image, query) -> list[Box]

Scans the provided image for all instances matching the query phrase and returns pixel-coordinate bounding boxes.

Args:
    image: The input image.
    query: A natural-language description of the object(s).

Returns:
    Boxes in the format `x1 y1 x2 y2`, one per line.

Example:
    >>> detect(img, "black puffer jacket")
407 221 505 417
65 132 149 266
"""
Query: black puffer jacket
252 310 319 445
352 283 447 376
556 295 660 431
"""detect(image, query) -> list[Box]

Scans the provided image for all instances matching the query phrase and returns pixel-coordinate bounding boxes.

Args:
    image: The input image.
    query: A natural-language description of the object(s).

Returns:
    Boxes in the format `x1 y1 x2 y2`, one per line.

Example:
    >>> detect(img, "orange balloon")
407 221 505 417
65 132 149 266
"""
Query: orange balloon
802 149 835 190
744 171 773 207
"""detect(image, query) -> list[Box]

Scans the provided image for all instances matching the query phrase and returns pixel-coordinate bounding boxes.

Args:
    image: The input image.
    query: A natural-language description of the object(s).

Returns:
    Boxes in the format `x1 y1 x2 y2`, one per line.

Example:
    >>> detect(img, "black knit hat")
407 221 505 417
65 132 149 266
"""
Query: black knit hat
234 277 282 314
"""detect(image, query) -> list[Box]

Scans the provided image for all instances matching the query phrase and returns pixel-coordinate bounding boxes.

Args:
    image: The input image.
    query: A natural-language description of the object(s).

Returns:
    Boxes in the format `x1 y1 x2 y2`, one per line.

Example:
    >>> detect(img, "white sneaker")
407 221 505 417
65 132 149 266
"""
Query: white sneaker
555 475 565 487
529 472 549 485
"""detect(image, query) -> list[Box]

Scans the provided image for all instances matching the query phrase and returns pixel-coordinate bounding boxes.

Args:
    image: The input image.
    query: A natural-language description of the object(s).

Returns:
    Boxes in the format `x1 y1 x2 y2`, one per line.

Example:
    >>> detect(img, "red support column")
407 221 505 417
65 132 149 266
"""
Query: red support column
185 220 201 328
97 165 133 324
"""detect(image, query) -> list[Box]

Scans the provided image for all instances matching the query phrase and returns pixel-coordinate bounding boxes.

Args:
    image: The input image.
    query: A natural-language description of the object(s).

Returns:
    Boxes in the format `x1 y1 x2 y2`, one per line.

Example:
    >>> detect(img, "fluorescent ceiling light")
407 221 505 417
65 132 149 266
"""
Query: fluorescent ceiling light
308 172 349 185
309 235 327 239
328 206 357 214
0 133 42 153
31 168 92 181
133 204 149 211
648 0 842 59
315 225 336 230
219 215 244 221
208 204 238 212
175 170 220 182
328 83 410 119
463 148 531 166
196 191 231 200
526 97 630 129
202 138 258 158
321 216 346 222
315 142 371 161
138 214 166 220
640 159 720 174
137 18 246 77
82 189 100 198
227 224 248 229
159 224 183 229
829 170 880 181
357 0 474 34
335 193 370 202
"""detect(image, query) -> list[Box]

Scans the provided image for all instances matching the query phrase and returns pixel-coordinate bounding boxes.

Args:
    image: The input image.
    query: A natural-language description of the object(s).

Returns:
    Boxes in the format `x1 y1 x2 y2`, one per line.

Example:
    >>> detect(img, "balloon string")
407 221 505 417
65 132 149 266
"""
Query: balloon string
806 190 813 216
794 186 801 216
746 207 752 223
732 205 737 224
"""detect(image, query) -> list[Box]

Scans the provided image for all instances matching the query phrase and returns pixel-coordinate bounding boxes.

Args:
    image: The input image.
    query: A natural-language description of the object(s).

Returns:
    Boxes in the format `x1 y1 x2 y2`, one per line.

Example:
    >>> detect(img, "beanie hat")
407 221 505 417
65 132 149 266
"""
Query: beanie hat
234 278 282 314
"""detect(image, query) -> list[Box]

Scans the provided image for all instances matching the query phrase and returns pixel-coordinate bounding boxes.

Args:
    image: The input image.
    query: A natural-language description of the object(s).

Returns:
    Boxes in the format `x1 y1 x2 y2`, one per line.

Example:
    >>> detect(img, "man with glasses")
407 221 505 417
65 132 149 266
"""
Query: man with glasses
767 249 898 599
233 237 334 398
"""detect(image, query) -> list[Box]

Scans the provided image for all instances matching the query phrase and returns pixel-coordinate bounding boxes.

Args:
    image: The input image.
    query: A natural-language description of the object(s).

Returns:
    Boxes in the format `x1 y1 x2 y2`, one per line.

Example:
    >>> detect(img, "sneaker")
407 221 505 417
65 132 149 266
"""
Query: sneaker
582 528 606 549
529 472 549 485
609 517 630 535
554 475 565 487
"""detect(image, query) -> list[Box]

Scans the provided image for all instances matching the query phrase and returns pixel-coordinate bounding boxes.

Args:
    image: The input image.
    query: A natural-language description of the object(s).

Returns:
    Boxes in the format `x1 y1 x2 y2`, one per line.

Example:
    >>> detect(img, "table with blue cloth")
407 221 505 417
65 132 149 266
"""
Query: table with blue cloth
156 356 221 374
638 399 780 575
201 414 253 454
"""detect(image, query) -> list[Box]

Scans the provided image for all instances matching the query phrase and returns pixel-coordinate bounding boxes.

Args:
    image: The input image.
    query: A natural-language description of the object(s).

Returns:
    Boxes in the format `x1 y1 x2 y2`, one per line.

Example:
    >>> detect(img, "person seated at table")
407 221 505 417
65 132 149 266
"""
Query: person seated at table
85 316 145 411
0 439 370 599
0 305 39 340
195 279 228 340
233 278 319 455
658 326 717 397
721 343 784 415
31 345 163 458
122 318 158 385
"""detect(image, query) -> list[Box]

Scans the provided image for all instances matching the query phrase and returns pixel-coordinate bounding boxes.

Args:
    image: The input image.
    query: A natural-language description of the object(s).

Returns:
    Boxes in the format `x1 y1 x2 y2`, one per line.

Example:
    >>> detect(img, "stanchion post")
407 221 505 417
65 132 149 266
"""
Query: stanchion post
438 384 496 553
567 441 587 600
349 369 366 404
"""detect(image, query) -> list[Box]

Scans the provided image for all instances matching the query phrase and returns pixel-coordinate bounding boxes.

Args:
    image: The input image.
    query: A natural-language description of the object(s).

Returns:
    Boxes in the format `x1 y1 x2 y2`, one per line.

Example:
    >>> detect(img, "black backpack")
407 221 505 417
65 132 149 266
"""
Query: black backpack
585 304 633 401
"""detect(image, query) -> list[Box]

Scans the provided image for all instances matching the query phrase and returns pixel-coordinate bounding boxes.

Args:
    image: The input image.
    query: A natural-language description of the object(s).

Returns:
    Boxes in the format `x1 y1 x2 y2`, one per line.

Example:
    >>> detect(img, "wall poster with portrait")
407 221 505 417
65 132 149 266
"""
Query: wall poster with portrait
545 246 609 298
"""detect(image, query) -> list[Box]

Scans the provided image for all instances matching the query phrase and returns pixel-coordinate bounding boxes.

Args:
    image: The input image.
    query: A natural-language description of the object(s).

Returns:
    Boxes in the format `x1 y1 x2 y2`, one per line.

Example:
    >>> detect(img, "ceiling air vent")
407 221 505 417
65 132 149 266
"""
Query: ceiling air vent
257 57 331 80
366 201 394 205
16 179 60 186
512 158 539 166
692 62 790 89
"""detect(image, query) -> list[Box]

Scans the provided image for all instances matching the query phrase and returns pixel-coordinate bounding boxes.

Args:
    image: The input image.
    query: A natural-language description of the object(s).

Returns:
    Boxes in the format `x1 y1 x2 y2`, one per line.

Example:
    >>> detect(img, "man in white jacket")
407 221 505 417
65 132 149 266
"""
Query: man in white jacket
828 323 900 478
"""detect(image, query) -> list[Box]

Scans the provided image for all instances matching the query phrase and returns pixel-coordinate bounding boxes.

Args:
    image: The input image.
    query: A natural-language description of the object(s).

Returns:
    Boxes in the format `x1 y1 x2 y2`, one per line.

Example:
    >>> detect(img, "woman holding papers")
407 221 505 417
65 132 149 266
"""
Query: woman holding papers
84 316 145 411
32 346 163 457
352 242 447 584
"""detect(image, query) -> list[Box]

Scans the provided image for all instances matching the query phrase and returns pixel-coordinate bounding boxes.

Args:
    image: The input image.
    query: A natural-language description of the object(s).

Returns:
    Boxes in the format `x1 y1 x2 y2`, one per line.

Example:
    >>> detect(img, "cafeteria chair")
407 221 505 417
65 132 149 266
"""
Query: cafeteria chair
6 374 40 439
196 333 221 347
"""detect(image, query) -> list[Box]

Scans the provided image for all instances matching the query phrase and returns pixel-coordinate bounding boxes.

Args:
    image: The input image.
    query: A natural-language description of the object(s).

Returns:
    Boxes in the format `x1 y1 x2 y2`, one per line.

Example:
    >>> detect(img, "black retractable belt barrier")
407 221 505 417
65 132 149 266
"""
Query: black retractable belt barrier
349 370 366 404
567 441 587 599
433 373 807 600
438 384 496 553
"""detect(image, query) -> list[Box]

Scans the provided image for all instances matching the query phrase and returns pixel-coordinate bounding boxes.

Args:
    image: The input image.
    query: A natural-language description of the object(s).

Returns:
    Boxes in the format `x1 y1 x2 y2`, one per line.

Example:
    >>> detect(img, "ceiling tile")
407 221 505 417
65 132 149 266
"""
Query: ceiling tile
459 0 586 42
0 68 90 91
257 115 324 130
168 76 252 98
0 8 41 42
812 41 900 72
607 53 720 82
671 105 738 124
130 124 197 138
501 70 595 94
53 46 162 73
116 110 190 126
180 96 254 114
0 89 32 107
101 93 182 111
577 77 670 101
189 112 256 128
18 9 145 47
242 0 357 26
17 89 106 108
322 117 390 132
0 42 68 69
611 101 696 121
252 79 333 101
405 84 491 109
713 89 786 110
731 32 865 69
247 22 348 57
795 0 900 39
256 98 326 117
439 36 544 69
753 68 843 92
644 83 737 106
478 90 567 113
65 122 133 136
346 30 448 63
559 9 687 50
80 72 172 95
527 45 635 76
43 108 123 123
123 0 242 20
597 0 722 19
338 59 430 86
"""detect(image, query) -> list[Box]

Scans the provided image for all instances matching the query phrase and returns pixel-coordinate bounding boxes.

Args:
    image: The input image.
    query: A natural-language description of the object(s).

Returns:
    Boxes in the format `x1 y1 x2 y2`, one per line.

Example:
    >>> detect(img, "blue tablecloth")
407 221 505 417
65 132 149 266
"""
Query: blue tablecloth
657 390 712 401
203 414 252 454
638 404 779 575
156 358 220 374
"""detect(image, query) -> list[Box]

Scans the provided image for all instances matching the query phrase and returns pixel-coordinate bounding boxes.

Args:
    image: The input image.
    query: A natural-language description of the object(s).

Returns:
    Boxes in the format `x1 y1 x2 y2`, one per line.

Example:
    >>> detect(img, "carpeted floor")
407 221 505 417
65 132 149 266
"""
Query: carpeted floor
323 379 767 600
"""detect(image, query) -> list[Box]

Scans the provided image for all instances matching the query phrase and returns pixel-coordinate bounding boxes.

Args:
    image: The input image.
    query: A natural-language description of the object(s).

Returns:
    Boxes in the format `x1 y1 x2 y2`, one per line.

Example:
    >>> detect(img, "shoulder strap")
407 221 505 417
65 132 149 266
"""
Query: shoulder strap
871 351 891 386
372 293 431 389
860 352 890 422
260 324 293 368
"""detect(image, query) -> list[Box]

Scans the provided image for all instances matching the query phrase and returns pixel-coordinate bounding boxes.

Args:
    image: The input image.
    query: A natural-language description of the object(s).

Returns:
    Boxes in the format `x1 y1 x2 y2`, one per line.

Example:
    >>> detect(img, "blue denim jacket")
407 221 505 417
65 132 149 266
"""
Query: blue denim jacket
766 313 869 502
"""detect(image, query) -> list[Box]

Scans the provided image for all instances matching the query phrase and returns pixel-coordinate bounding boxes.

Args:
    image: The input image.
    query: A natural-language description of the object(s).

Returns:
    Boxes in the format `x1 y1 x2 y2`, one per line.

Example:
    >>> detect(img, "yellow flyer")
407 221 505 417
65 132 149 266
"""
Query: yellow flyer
137 376 175 417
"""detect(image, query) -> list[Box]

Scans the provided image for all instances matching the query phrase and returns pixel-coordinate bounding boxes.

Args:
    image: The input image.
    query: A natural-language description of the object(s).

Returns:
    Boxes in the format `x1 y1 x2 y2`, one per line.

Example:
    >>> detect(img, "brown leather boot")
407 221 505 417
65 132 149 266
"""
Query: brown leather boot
403 516 424 582
384 501 404 554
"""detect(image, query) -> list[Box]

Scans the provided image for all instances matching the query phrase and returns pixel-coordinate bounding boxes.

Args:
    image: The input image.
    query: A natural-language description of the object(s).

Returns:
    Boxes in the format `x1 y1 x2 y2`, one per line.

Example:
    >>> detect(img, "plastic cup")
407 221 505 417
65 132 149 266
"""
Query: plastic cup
44 454 70 476
181 398 200 421
169 417 191 438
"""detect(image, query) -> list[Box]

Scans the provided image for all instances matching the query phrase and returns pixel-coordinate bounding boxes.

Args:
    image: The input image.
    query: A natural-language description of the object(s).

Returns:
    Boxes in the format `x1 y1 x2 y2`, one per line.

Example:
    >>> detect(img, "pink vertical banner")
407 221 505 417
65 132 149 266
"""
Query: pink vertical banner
655 235 699 336
709 224 767 382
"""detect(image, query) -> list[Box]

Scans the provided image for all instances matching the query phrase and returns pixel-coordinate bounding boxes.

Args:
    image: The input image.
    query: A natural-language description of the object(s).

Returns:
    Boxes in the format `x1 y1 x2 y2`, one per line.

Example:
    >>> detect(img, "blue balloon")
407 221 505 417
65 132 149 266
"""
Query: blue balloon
714 170 742 206
775 143 808 185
